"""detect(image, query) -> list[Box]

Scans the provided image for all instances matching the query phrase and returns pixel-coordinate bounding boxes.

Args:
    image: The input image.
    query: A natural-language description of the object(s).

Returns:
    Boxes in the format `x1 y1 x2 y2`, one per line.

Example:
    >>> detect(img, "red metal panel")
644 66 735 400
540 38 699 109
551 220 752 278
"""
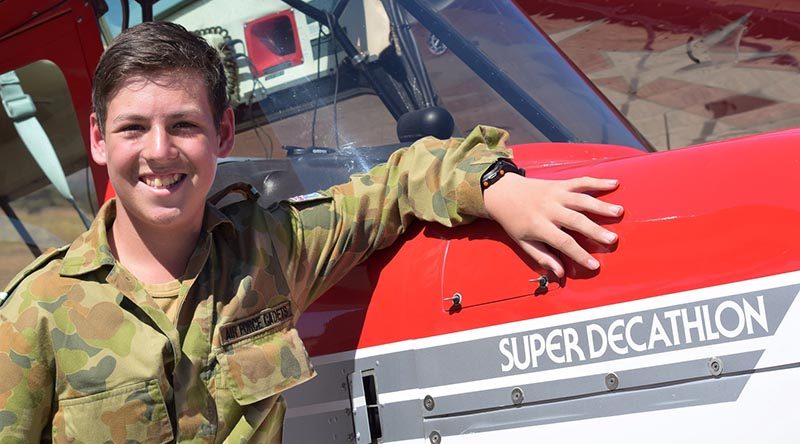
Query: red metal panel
0 0 65 37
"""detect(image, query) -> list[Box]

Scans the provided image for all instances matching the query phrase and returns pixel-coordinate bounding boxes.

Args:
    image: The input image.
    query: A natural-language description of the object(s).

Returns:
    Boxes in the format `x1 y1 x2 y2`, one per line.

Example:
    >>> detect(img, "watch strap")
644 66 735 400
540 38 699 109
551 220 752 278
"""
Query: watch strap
481 159 525 192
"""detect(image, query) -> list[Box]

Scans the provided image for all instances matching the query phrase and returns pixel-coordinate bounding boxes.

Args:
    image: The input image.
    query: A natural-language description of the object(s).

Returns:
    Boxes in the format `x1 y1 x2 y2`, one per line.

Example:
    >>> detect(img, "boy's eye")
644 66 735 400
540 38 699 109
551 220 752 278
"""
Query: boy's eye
120 124 145 133
174 121 197 129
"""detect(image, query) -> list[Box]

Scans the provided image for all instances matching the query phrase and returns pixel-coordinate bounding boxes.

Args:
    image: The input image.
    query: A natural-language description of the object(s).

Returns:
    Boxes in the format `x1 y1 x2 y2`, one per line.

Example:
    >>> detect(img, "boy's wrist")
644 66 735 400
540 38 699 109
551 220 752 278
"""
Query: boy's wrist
480 159 525 193
483 171 526 220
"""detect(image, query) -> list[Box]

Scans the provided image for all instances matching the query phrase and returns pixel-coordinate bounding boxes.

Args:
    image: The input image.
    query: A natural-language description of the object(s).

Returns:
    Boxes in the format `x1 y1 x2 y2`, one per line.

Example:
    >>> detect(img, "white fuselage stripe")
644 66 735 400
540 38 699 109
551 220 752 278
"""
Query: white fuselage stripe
311 271 800 364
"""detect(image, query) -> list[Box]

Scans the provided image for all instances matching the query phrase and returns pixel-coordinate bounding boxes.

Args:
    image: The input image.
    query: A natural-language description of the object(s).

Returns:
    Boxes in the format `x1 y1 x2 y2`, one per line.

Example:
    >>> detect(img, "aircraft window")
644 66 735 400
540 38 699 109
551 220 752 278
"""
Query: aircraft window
99 0 191 38
414 0 645 148
250 94 397 152
400 15 551 144
0 61 94 286
93 0 654 196
306 0 336 24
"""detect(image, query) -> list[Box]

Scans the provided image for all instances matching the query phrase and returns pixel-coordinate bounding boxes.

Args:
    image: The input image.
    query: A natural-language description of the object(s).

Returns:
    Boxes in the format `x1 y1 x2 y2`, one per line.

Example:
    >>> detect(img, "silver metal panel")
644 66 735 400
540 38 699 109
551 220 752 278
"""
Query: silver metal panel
424 350 764 417
378 400 426 442
424 372 754 437
283 405 354 443
284 349 422 408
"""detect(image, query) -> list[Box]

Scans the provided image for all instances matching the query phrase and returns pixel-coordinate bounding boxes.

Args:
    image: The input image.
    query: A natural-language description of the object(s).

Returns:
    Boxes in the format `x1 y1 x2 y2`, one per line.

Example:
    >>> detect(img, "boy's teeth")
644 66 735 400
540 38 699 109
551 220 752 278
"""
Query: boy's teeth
145 174 181 188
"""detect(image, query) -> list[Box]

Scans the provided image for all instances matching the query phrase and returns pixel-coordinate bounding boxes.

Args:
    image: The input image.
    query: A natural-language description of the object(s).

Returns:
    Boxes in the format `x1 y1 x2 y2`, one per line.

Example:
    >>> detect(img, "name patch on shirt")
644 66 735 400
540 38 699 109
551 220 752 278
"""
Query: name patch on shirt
220 302 292 346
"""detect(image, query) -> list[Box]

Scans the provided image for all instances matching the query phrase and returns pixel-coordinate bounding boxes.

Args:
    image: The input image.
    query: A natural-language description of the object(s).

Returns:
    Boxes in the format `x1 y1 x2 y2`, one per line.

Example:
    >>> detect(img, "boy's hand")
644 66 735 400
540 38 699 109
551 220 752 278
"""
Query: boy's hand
483 174 622 278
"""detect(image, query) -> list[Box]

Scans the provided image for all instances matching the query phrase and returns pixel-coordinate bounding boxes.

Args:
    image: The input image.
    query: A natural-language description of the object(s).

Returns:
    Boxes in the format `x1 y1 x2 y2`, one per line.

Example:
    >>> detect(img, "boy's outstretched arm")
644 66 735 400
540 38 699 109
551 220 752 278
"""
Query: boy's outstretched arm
272 125 621 312
484 173 623 278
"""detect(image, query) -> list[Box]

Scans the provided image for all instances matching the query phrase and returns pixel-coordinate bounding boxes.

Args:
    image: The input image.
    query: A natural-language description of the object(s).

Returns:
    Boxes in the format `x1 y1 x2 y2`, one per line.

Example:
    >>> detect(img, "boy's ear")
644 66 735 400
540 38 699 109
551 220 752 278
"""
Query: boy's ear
89 113 108 166
217 106 235 158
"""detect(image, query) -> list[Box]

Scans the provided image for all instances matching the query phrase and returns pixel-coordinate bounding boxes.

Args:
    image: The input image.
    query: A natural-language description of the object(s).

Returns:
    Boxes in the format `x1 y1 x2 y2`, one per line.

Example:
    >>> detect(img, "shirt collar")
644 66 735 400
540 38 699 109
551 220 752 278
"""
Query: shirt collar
59 198 234 277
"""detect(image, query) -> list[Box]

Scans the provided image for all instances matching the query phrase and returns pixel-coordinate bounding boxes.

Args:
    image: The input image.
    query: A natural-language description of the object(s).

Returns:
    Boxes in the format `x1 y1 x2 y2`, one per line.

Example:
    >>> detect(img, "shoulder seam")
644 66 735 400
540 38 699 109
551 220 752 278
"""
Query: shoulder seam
2 245 70 297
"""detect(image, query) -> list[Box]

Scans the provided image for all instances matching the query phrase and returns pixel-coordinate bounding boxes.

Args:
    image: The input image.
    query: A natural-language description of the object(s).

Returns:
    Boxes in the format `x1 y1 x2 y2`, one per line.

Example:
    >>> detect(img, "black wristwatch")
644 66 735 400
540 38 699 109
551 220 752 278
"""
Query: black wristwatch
481 159 525 192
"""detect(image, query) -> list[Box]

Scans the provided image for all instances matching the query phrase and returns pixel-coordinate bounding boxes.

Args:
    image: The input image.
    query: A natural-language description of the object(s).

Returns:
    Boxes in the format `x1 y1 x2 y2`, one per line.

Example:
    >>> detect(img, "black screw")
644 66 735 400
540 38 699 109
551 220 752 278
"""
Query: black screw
537 275 548 289
529 275 550 294
443 293 462 306
429 431 442 444
424 395 435 411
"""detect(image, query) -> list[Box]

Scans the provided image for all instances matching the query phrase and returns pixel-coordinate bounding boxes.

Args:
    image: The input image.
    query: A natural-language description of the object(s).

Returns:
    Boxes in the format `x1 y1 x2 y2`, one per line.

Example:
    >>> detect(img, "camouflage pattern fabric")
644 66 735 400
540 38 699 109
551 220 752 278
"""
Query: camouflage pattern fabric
0 125 511 442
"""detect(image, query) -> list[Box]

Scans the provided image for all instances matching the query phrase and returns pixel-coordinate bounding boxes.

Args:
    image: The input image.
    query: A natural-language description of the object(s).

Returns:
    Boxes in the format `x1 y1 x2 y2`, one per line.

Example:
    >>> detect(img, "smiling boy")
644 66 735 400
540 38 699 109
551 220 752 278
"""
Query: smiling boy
0 22 622 442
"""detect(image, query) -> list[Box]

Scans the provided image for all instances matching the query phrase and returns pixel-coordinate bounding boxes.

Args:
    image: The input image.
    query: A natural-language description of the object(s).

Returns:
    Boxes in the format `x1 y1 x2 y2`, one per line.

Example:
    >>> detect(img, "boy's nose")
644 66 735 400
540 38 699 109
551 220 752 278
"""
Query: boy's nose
142 126 179 161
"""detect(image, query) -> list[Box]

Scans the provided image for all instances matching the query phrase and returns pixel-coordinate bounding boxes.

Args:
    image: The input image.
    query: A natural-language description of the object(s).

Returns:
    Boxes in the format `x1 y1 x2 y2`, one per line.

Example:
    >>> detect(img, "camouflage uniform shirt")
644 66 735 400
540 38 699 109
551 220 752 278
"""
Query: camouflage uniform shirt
0 126 511 442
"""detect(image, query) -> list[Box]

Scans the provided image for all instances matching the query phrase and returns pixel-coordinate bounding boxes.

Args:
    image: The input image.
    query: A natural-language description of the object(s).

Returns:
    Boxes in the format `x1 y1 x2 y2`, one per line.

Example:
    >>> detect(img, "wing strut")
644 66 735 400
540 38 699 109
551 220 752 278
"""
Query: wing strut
0 71 92 230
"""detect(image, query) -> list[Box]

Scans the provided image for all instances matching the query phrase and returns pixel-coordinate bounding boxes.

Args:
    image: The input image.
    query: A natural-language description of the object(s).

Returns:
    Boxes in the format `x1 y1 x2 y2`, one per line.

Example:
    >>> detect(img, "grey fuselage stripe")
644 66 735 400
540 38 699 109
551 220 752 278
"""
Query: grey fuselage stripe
286 284 797 409
422 350 763 419
423 373 755 438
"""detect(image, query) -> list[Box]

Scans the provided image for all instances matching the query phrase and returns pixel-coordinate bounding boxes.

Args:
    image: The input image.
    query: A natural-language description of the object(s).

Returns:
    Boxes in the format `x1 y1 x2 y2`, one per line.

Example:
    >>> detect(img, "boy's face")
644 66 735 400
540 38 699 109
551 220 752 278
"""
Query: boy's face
89 71 234 232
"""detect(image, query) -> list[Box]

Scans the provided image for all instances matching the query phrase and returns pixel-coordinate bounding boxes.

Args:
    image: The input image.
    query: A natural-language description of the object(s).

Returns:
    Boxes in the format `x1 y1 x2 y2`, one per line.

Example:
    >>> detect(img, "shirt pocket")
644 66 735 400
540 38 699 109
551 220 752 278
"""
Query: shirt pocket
217 327 316 405
54 379 173 443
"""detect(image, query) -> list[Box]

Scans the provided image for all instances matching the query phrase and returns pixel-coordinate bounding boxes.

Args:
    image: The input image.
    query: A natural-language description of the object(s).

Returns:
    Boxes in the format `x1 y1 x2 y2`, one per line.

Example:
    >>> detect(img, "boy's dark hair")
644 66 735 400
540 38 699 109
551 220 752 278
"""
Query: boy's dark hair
92 21 228 130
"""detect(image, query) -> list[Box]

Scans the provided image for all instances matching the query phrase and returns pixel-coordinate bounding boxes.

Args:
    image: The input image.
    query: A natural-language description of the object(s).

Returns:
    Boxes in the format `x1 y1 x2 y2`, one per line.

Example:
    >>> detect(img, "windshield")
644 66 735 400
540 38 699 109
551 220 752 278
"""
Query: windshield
97 0 647 194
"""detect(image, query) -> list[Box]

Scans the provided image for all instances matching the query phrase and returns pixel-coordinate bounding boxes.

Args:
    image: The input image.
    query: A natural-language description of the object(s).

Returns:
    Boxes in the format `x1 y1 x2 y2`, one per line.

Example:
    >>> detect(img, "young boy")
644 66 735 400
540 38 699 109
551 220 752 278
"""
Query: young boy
0 22 622 442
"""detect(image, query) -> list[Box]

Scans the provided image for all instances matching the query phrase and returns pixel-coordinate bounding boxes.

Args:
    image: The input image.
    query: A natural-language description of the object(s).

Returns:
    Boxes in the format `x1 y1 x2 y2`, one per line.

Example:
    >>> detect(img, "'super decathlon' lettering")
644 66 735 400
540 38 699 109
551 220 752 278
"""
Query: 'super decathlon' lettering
499 295 769 372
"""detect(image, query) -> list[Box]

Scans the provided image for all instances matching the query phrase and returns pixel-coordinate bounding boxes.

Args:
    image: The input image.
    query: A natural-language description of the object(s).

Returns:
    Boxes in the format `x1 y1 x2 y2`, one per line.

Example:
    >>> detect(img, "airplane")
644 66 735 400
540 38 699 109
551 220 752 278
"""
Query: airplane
1 0 799 442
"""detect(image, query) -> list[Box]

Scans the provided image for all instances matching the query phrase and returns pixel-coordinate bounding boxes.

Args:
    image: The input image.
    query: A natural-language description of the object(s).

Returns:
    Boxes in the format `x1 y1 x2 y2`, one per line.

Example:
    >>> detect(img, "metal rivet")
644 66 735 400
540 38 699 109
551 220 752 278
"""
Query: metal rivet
429 431 442 444
443 292 462 306
511 387 524 405
424 395 435 411
529 275 549 294
605 372 619 390
708 357 723 377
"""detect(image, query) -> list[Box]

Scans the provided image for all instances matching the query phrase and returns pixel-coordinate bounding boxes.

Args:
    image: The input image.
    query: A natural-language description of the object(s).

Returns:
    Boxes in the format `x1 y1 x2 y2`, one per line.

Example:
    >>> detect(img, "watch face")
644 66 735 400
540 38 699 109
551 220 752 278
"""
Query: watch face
426 33 448 56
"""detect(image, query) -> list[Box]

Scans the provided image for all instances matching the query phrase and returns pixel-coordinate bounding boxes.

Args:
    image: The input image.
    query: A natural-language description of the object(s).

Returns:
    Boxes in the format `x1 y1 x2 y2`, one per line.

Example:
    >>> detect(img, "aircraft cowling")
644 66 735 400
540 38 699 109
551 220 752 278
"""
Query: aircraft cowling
297 129 800 352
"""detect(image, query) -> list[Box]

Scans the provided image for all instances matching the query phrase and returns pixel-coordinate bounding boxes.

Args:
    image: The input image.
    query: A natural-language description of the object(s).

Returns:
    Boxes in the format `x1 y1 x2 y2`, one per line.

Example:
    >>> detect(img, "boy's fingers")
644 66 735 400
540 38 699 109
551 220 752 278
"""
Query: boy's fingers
566 193 624 217
519 241 564 278
557 209 618 245
566 177 619 193
542 225 600 271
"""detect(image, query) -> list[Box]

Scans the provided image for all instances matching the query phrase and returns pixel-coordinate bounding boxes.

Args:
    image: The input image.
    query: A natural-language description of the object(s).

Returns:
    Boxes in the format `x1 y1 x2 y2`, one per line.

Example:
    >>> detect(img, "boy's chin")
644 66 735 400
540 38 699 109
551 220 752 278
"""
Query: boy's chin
129 205 202 230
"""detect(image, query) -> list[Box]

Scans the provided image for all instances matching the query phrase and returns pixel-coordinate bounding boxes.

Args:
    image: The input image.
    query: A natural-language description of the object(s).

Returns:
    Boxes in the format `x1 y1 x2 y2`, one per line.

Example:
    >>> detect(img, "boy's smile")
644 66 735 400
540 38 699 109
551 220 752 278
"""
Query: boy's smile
141 173 185 190
90 71 234 235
